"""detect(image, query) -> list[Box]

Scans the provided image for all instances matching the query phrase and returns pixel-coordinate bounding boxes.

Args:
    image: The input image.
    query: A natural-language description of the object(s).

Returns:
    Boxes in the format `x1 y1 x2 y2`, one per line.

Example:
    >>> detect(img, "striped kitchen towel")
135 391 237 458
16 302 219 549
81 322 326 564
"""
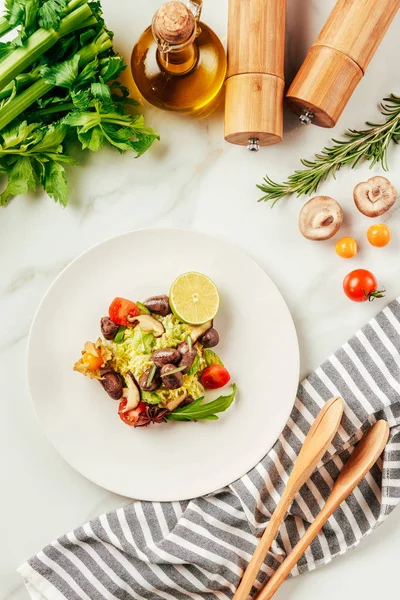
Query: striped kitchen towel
19 298 400 600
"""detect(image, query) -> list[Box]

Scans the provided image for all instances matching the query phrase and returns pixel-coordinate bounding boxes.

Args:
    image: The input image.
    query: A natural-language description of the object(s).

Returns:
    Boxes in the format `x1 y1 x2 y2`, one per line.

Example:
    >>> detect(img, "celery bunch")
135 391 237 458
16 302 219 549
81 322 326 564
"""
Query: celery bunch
0 0 158 206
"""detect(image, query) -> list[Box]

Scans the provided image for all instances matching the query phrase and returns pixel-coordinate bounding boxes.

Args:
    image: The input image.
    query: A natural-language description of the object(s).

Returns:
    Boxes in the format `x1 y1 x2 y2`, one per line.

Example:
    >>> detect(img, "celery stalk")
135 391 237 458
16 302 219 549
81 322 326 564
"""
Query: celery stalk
66 0 88 11
0 32 113 131
0 16 12 38
0 4 93 92
0 72 41 100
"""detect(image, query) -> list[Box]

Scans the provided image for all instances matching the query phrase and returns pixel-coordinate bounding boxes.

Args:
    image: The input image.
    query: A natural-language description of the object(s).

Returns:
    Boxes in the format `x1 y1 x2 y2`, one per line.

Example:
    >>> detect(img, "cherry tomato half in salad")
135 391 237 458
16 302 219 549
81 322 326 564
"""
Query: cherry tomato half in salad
201 365 231 390
118 399 146 426
82 351 103 371
109 297 140 326
343 269 385 303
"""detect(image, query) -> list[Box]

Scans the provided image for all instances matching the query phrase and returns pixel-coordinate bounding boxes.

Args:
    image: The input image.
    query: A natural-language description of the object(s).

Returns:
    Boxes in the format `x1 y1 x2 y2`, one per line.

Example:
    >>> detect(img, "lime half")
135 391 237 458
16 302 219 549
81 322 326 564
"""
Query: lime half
170 272 220 325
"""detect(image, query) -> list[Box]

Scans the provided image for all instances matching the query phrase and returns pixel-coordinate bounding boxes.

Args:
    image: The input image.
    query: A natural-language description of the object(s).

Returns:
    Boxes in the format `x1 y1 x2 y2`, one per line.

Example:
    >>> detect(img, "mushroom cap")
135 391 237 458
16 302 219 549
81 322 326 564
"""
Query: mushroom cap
127 314 165 338
299 196 343 241
353 176 397 217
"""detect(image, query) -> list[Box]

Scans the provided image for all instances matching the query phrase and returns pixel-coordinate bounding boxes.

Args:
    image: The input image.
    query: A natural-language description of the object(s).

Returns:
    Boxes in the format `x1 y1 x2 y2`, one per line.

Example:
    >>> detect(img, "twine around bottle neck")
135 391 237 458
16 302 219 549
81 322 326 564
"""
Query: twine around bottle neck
151 3 201 76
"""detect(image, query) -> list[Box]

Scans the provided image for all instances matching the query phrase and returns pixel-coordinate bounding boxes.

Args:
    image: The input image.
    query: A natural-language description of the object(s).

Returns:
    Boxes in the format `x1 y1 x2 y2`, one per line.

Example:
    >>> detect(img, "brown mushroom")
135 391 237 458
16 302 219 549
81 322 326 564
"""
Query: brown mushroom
299 196 343 241
353 176 397 217
119 372 141 413
126 314 165 338
190 320 213 344
165 389 188 411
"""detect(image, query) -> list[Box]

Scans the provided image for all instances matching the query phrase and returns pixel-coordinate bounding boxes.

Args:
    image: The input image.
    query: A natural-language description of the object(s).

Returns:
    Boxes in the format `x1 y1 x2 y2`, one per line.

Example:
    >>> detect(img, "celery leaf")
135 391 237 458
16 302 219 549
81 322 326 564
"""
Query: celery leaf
38 0 68 30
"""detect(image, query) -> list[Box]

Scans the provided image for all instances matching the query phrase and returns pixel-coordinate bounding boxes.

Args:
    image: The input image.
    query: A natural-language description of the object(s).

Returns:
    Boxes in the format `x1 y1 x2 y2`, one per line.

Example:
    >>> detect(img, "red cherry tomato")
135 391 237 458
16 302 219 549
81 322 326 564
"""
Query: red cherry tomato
109 297 139 326
118 399 146 426
343 269 385 302
201 365 231 390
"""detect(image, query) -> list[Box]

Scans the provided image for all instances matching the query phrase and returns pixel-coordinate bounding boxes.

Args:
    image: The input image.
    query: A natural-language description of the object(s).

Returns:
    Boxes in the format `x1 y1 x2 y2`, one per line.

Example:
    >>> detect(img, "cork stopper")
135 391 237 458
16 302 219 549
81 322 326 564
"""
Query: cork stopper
153 2 195 44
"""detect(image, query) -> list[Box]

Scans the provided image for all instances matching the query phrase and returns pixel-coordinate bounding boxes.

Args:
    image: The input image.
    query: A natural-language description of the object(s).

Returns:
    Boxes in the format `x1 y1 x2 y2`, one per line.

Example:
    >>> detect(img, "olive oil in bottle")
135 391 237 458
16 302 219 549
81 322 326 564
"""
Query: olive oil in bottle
131 1 226 115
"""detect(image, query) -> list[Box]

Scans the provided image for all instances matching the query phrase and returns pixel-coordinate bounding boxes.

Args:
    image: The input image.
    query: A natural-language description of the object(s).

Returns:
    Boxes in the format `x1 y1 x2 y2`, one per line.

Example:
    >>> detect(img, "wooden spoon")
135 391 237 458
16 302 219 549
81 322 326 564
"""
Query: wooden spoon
256 419 390 600
232 396 344 600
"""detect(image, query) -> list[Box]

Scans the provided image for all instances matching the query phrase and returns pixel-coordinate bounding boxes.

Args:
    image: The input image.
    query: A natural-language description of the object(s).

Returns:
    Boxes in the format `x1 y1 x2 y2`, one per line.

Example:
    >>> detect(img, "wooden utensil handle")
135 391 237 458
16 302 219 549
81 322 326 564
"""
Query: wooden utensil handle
232 398 344 600
256 420 390 600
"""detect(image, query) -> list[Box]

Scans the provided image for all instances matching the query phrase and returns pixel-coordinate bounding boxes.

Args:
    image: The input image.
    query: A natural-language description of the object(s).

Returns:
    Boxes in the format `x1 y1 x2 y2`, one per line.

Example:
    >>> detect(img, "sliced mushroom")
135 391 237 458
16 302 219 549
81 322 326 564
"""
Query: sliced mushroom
126 314 165 338
190 320 213 344
299 196 343 241
119 371 141 413
165 389 188 411
180 395 194 408
353 176 397 217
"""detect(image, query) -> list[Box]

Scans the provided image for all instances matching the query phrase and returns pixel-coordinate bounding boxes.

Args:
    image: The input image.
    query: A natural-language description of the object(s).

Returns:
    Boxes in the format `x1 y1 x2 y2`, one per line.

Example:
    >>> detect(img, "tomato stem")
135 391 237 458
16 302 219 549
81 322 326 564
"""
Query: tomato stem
365 288 386 301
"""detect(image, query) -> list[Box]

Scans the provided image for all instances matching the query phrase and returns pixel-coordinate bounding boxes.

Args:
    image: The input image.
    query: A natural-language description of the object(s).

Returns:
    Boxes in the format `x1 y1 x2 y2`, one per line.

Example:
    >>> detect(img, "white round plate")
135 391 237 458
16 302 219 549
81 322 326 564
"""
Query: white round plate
28 229 299 500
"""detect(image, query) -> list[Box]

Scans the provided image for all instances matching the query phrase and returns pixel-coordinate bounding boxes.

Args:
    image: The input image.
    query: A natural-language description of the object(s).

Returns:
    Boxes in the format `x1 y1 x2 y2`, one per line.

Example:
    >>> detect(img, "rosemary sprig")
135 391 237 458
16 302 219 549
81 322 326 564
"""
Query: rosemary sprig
257 94 400 206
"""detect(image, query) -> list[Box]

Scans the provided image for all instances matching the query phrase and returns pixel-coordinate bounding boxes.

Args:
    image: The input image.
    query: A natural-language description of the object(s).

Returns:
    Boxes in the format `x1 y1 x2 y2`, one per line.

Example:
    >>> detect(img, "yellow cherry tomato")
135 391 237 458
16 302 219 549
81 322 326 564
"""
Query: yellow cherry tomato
367 224 391 247
82 352 103 371
335 237 357 259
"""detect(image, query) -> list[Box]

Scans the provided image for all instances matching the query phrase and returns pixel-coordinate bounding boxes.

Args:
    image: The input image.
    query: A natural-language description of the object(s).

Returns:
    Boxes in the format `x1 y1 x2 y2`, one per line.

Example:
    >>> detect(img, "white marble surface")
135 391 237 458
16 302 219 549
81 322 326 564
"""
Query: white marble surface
1 1 400 599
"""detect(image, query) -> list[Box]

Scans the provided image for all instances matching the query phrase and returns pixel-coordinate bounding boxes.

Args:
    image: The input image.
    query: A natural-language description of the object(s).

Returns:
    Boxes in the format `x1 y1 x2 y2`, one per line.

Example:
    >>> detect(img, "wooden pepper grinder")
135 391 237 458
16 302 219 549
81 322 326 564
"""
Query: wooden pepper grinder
287 0 399 127
224 0 286 151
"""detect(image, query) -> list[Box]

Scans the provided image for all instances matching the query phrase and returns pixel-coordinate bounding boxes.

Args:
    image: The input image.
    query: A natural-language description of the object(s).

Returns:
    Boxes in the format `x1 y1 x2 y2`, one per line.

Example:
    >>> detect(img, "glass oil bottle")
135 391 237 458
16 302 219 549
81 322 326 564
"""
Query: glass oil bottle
131 1 226 115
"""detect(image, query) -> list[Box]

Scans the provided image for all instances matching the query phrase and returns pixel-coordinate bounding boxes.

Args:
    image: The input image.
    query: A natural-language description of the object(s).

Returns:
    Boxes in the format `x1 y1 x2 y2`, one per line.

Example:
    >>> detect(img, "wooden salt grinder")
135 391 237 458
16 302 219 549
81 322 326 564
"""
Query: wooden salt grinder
287 0 399 128
224 0 286 151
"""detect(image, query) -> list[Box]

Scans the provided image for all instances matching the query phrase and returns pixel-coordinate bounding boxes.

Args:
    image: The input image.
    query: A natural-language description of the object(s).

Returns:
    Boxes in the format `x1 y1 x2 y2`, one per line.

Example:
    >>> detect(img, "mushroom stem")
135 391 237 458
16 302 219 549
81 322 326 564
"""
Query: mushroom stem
299 196 343 241
354 176 397 217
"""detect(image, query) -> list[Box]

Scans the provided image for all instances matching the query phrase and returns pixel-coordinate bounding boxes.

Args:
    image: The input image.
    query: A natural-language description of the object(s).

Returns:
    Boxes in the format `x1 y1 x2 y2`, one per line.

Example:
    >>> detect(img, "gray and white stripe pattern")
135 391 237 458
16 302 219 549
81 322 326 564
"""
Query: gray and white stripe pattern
19 299 400 600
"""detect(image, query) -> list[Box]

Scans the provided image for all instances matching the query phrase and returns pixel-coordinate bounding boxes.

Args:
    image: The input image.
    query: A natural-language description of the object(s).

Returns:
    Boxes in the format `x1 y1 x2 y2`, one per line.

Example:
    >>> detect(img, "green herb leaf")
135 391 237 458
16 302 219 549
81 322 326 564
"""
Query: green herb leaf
114 326 126 343
41 160 68 205
99 56 125 82
167 384 237 422
38 0 68 30
91 81 111 103
41 54 80 87
204 349 224 367
75 57 99 85
258 94 400 205
187 352 200 376
146 364 157 387
161 365 186 377
71 88 90 109
0 155 36 205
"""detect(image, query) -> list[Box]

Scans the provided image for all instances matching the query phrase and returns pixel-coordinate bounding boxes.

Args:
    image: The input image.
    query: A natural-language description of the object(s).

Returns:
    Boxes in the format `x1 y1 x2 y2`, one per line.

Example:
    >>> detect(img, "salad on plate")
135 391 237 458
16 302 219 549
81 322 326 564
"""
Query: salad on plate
74 272 236 427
